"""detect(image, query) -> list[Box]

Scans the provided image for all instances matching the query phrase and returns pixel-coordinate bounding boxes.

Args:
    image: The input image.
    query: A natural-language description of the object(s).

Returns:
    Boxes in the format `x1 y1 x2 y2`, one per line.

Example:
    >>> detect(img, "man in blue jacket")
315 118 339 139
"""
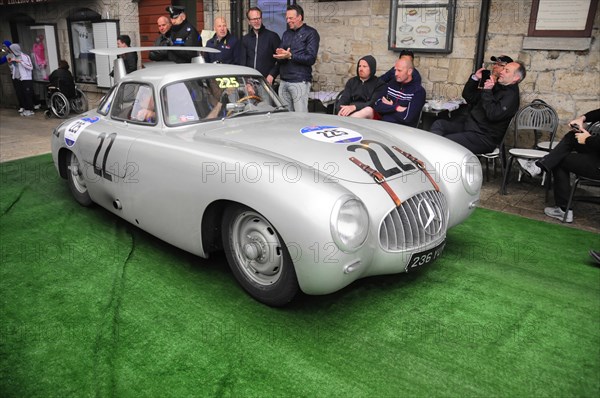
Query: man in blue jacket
205 17 241 65
241 7 280 77
270 4 320 112
352 57 425 128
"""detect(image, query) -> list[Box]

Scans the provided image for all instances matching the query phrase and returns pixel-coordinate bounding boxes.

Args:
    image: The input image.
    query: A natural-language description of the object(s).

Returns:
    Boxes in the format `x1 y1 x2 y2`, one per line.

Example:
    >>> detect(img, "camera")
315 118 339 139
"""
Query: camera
570 123 580 131
478 70 491 89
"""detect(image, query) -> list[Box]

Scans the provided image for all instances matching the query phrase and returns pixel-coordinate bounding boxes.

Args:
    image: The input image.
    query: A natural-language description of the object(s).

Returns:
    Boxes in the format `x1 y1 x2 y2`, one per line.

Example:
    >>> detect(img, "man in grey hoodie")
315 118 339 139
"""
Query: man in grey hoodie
8 43 35 116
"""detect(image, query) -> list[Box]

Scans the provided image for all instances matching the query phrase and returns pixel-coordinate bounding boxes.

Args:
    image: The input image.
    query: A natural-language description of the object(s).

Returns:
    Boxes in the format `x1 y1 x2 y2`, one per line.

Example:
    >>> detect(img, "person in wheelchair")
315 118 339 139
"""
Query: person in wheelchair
48 60 75 99
45 60 75 117
46 60 88 118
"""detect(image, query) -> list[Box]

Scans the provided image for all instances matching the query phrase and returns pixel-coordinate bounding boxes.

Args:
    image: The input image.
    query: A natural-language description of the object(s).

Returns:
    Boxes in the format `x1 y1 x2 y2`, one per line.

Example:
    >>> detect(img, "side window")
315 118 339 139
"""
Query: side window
111 83 156 125
163 82 200 125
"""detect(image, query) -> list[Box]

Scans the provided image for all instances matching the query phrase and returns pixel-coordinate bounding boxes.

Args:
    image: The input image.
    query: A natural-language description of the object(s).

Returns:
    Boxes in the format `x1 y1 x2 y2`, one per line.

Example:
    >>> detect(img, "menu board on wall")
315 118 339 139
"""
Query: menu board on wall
535 0 590 30
528 0 597 37
388 0 456 53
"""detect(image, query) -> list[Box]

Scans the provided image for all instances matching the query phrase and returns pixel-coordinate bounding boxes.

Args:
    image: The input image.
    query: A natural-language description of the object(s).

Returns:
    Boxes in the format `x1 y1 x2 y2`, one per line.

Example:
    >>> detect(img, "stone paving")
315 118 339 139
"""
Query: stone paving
1 107 598 234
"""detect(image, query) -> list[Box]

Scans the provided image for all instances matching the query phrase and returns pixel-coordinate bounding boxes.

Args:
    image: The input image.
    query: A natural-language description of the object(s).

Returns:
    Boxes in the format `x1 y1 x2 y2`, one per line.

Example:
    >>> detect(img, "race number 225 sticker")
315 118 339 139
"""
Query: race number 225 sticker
64 117 100 147
300 125 363 144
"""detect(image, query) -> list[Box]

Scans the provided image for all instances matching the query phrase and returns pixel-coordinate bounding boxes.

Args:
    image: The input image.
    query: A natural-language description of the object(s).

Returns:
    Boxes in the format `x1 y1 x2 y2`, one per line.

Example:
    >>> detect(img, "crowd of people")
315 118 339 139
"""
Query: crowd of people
145 4 319 113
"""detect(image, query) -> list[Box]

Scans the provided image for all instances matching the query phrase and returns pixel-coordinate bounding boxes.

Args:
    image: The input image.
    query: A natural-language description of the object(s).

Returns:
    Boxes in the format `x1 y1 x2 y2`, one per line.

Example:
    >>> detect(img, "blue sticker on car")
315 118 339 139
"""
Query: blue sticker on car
300 125 363 144
64 116 100 147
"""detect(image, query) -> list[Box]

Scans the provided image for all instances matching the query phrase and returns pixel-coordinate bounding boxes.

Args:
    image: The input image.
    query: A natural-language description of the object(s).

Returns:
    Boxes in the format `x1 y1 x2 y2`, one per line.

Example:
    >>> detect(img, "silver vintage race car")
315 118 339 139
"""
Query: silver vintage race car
51 52 482 306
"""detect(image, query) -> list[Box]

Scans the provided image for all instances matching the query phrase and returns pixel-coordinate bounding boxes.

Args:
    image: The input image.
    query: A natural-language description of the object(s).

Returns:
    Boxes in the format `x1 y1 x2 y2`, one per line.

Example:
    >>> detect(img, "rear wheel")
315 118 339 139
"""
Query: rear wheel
66 151 92 206
70 88 89 113
222 205 298 306
50 91 70 118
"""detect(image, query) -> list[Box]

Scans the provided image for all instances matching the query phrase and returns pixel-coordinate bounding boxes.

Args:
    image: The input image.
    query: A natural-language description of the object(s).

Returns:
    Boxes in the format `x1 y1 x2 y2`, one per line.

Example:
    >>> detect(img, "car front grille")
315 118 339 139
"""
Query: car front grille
379 190 448 252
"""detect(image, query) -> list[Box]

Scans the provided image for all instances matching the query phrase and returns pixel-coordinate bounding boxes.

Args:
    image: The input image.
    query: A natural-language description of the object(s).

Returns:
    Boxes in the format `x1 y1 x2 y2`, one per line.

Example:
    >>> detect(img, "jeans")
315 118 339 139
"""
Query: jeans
278 81 310 113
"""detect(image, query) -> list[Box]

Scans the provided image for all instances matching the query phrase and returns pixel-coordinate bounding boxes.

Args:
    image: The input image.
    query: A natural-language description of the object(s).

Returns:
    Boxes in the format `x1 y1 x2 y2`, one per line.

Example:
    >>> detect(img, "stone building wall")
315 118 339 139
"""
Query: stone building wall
303 0 599 134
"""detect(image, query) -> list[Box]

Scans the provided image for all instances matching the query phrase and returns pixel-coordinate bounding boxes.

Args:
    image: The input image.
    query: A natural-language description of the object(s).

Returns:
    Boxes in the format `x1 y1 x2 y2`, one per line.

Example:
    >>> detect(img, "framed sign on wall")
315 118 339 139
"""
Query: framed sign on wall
388 0 456 53
528 0 598 37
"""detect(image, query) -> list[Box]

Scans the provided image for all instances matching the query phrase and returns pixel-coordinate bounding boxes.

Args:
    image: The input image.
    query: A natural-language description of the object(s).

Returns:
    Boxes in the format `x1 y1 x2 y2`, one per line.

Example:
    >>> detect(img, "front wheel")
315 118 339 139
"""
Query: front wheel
66 151 92 206
222 205 298 306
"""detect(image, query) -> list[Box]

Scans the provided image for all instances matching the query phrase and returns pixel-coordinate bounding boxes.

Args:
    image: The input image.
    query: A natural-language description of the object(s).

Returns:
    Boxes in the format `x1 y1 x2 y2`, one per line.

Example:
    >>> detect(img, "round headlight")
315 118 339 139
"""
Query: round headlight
462 154 483 195
330 196 369 253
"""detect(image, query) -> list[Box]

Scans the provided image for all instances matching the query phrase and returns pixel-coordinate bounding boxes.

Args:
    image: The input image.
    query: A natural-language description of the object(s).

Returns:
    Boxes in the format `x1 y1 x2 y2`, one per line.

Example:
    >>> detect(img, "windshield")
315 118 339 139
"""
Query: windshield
161 75 285 126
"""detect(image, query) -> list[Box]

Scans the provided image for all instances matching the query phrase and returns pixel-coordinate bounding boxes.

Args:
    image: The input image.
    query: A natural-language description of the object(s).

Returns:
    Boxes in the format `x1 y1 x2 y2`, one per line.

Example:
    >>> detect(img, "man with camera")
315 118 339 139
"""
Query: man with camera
430 59 525 155
490 55 513 79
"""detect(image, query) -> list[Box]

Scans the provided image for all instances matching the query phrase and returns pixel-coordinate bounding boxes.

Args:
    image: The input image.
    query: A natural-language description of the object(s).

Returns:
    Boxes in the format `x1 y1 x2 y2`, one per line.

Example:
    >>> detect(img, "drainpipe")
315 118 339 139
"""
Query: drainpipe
230 0 243 38
475 0 491 70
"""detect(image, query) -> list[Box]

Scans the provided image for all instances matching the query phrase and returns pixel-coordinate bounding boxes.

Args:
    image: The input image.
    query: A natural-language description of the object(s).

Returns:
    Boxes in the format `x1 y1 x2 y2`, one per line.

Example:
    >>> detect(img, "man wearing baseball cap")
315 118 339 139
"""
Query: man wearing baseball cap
430 59 526 154
165 5 202 63
490 55 513 78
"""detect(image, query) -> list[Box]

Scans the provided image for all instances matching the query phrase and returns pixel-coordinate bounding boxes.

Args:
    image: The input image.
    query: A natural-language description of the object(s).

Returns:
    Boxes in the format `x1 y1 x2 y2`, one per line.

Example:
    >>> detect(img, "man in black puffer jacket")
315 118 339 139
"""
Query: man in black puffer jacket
430 61 525 154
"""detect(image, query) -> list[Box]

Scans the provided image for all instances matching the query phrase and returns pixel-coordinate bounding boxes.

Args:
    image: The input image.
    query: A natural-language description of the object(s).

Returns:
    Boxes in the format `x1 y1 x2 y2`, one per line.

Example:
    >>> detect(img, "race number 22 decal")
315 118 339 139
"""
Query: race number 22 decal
347 140 416 178
93 132 117 181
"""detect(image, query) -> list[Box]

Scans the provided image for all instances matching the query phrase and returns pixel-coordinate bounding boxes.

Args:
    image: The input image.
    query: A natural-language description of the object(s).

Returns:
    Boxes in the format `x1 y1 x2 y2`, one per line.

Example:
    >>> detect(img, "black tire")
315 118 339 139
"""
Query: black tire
70 88 89 113
222 205 298 306
50 91 70 118
66 151 92 206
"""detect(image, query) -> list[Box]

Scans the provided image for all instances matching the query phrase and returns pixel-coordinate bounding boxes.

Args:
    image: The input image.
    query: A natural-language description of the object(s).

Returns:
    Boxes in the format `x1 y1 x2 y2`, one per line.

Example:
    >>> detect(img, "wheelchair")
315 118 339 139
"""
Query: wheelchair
45 85 89 119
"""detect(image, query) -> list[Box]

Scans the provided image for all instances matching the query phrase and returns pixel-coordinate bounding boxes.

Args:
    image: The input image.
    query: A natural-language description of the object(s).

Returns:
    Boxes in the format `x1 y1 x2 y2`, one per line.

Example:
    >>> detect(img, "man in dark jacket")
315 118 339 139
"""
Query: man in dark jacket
517 109 600 223
270 4 319 112
430 61 525 154
240 7 280 77
149 16 172 61
116 35 137 74
337 55 386 116
166 5 202 63
205 17 240 64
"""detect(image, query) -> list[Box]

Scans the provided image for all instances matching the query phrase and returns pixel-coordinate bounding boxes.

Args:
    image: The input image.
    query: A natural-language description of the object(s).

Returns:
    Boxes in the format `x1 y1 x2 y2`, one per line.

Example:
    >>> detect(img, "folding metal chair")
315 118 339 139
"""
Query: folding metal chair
501 100 559 195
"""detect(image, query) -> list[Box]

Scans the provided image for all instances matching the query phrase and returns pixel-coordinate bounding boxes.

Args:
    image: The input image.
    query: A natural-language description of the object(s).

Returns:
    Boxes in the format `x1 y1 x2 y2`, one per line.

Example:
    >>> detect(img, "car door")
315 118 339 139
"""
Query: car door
72 82 157 207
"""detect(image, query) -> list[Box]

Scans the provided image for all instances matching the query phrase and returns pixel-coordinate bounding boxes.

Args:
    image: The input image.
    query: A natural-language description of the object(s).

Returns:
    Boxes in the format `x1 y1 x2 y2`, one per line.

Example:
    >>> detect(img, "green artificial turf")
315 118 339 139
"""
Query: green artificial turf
1 154 599 397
